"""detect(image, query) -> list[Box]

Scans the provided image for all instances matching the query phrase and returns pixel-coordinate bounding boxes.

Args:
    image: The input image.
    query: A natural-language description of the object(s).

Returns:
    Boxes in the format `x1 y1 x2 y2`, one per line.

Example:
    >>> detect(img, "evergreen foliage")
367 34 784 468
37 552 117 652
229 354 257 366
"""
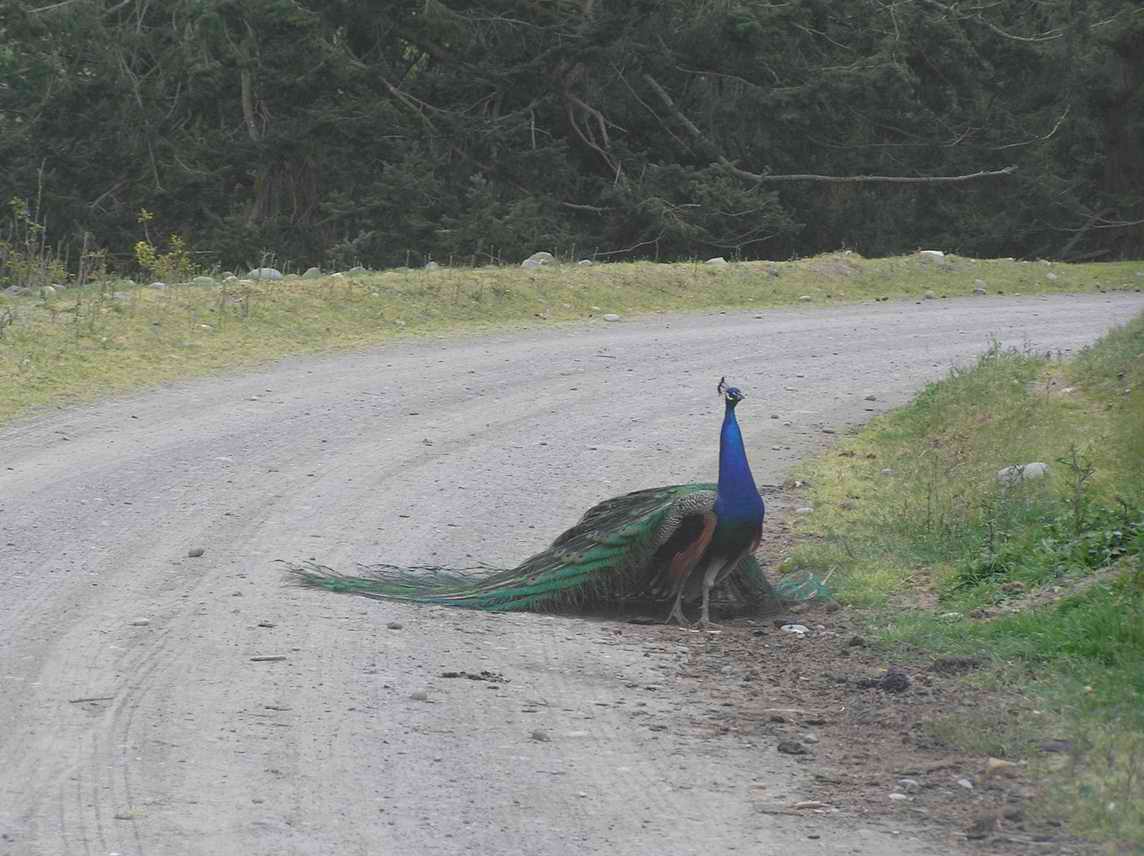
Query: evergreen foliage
1 0 1141 272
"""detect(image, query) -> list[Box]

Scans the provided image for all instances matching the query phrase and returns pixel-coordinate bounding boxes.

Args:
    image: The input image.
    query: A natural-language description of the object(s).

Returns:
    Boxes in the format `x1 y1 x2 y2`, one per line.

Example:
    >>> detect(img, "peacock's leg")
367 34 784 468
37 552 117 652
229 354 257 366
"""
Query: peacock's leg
697 558 732 627
664 587 690 625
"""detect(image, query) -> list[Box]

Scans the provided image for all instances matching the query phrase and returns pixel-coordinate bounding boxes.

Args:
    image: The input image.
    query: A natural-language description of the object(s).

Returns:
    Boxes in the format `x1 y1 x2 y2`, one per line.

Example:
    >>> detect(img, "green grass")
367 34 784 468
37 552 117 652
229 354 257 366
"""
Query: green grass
1 252 1141 425
785 311 1144 847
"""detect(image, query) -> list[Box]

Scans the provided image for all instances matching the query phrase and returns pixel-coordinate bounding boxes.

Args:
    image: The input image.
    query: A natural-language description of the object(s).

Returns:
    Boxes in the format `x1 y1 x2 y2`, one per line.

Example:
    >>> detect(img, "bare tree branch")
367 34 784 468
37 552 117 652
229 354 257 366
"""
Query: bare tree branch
722 163 1017 184
989 107 1070 150
641 73 717 156
1058 208 1114 260
918 0 1064 42
27 0 86 13
642 73 1017 185
380 77 439 132
560 201 612 214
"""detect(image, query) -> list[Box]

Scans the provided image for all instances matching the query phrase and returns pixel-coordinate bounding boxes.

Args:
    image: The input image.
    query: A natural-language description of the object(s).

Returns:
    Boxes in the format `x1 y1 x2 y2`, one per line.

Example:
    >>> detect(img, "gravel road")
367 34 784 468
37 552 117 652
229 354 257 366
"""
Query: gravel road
2 293 1140 856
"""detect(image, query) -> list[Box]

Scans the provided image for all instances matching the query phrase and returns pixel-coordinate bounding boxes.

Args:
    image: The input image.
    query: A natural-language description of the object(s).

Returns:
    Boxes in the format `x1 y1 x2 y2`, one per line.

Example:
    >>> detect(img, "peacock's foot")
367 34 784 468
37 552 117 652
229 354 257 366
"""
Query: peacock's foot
664 604 691 626
696 603 720 628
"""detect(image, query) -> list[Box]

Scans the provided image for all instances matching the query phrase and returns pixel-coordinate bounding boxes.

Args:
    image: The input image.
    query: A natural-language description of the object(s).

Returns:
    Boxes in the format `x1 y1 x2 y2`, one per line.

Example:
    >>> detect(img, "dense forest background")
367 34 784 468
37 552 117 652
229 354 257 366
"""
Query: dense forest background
1 0 1142 274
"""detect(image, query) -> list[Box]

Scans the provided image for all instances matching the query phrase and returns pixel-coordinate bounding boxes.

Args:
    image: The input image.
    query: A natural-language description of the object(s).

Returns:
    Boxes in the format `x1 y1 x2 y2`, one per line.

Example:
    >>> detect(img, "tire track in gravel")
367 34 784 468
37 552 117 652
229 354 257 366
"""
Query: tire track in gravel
1 293 1140 856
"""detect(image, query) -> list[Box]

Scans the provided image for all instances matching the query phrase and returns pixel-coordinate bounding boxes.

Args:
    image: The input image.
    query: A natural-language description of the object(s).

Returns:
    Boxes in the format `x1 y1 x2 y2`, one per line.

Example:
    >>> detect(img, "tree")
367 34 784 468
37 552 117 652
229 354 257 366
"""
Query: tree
1 0 1140 272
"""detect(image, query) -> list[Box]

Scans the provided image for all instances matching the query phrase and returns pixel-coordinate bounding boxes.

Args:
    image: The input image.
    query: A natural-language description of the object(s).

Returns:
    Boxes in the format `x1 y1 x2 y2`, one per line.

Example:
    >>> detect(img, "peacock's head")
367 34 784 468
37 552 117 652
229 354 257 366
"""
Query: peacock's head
717 376 746 406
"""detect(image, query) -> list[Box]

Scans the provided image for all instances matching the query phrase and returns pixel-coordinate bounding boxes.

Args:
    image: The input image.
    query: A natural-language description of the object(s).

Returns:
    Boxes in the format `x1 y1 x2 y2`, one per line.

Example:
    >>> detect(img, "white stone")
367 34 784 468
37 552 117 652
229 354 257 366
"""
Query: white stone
780 624 809 636
897 778 921 794
577 259 594 266
424 261 440 270
918 250 945 258
997 462 1050 484
302 267 322 279
247 267 283 281
602 313 621 322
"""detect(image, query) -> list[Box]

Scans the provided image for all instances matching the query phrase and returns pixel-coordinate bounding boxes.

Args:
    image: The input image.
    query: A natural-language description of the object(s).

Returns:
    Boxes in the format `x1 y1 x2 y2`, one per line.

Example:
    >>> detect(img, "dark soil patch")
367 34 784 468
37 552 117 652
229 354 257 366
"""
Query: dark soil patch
645 603 1095 854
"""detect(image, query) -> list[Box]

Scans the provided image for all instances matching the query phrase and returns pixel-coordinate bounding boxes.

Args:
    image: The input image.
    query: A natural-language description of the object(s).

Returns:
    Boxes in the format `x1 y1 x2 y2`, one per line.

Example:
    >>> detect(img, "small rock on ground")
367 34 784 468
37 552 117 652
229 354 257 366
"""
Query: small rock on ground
997 462 1049 484
777 739 810 755
522 251 555 268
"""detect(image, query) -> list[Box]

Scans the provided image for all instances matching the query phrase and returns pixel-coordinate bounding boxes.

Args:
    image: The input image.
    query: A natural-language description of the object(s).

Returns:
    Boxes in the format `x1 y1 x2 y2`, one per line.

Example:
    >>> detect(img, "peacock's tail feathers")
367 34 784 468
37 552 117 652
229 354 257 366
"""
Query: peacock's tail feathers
284 556 640 612
284 483 745 612
721 554 777 607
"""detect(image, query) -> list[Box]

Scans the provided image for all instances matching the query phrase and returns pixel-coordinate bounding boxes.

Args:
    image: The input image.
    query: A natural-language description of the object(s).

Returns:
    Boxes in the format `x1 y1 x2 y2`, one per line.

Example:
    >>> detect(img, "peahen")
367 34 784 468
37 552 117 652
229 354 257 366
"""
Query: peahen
286 378 769 625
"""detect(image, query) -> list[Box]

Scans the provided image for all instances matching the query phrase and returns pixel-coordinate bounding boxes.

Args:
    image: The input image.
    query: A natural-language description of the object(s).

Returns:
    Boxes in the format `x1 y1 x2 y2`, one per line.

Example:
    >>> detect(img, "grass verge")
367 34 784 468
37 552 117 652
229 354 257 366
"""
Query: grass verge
1 252 1141 425
784 311 1144 848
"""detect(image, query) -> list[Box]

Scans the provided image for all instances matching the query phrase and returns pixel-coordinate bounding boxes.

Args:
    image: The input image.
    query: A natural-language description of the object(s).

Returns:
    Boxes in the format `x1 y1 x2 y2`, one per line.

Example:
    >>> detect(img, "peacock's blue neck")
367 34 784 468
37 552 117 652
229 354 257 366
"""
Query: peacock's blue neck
714 401 765 523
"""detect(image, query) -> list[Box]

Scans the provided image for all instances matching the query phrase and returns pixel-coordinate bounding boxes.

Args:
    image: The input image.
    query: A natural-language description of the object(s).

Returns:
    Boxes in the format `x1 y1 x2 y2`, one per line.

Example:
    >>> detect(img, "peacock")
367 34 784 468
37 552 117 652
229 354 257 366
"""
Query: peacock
286 378 770 625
